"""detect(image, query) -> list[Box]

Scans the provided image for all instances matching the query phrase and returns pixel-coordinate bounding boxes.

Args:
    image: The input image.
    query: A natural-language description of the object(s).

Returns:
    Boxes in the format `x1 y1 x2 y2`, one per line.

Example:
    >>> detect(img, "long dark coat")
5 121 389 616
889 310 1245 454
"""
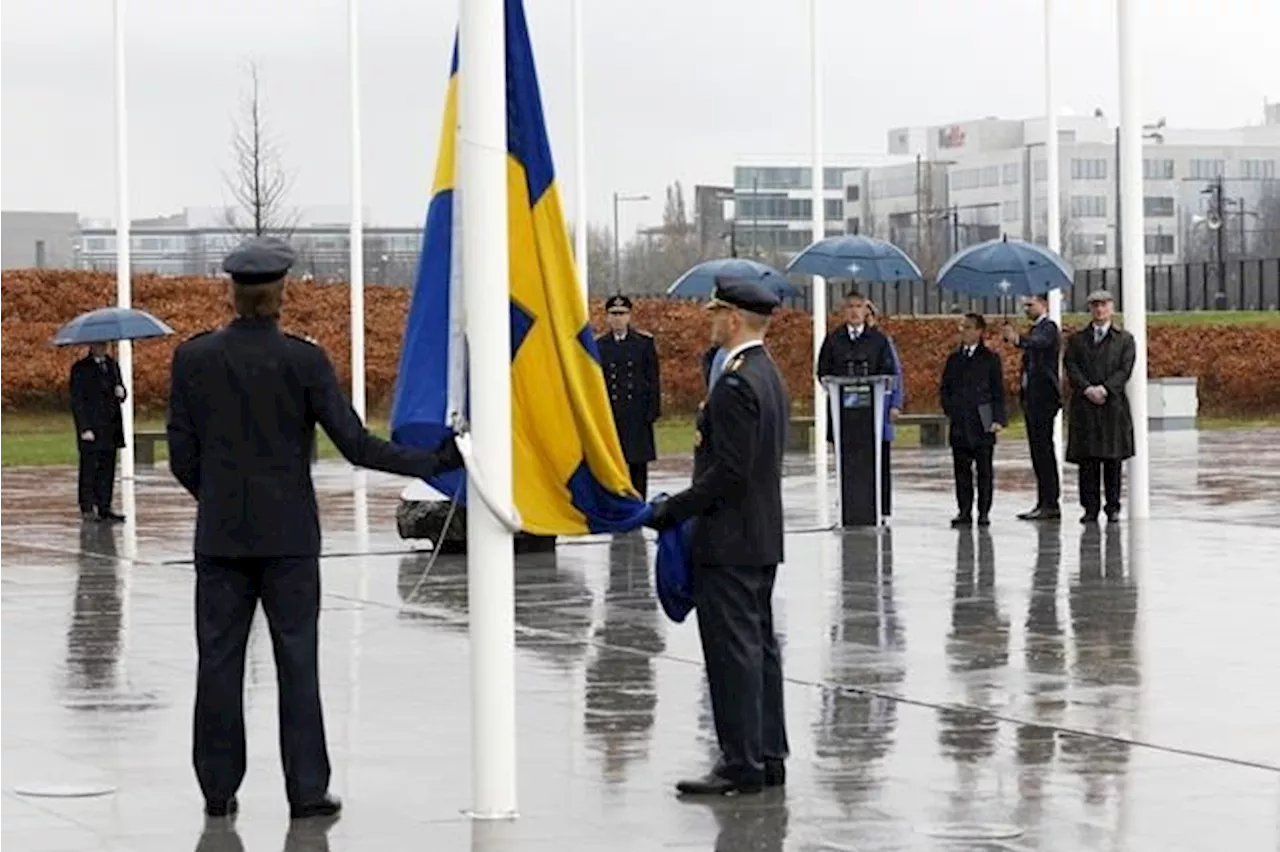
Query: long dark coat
1064 325 1136 463
596 330 661 464
939 342 1008 449
70 354 127 450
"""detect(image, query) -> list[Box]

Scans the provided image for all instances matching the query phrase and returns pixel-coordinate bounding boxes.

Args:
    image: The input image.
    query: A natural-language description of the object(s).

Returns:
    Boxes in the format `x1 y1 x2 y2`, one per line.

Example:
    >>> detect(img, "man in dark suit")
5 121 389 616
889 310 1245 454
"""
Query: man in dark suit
647 277 790 797
596 295 661 497
940 313 1007 527
166 237 463 820
70 342 128 522
1001 294 1062 520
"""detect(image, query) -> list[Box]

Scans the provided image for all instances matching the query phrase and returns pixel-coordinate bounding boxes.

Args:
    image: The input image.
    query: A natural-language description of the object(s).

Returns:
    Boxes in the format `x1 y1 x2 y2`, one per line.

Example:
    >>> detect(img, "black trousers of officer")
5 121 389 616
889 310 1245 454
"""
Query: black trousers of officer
193 555 330 805
952 444 995 518
693 564 788 782
628 462 649 500
78 446 117 514
880 441 892 517
1024 408 1060 509
1077 457 1123 516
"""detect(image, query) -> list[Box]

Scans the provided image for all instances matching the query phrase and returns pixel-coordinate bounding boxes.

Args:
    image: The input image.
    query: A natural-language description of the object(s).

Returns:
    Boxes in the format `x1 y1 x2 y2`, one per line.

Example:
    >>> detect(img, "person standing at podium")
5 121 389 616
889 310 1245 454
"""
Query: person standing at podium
816 290 899 514
940 313 1007 527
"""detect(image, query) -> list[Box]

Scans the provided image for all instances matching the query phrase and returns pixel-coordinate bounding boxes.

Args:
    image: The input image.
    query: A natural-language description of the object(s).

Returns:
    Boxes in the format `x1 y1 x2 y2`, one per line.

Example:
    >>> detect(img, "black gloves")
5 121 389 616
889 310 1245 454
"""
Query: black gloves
431 435 465 474
645 496 678 532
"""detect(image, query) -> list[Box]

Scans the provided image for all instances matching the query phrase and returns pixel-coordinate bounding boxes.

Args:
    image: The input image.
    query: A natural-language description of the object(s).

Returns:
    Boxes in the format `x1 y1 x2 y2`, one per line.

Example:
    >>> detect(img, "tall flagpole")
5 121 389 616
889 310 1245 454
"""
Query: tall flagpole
459 0 517 819
113 0 135 483
571 0 589 305
349 0 367 421
1117 0 1150 518
809 0 828 496
1043 0 1064 479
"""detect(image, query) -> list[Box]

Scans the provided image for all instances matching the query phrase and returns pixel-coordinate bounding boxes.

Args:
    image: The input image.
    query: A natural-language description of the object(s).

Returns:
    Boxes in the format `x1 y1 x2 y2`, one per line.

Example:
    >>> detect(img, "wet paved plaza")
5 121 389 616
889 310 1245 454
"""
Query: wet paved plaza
3 428 1279 851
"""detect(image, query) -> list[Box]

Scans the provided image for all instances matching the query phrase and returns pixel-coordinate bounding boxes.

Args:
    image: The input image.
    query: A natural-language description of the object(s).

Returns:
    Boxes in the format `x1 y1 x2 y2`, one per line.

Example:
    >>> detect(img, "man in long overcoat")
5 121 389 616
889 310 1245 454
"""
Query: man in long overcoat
1064 290 1136 523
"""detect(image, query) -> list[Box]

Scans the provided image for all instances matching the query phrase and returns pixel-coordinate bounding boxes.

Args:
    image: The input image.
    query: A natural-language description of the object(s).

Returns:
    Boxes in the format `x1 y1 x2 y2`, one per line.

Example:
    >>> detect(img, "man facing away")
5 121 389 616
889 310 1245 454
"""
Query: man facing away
1064 289 1136 523
940 313 1007 527
70 342 128 522
1001 294 1062 521
596 294 661 497
646 277 790 796
166 237 463 820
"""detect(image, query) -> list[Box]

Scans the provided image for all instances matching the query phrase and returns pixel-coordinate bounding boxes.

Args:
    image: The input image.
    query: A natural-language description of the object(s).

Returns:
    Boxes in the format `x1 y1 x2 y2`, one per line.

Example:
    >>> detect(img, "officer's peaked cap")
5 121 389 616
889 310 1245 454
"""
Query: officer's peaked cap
222 237 296 285
705 276 779 316
605 294 633 311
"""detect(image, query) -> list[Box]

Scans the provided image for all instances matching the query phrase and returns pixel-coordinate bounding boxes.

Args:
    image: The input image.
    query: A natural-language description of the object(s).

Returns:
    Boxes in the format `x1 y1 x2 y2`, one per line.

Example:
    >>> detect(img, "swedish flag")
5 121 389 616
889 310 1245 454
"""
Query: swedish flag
390 0 647 537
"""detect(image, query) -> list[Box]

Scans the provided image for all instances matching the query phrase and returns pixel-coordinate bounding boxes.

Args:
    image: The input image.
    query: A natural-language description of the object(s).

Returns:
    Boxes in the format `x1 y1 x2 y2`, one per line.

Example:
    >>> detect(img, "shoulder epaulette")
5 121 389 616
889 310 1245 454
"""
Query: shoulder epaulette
635 329 654 338
284 331 320 346
185 329 213 342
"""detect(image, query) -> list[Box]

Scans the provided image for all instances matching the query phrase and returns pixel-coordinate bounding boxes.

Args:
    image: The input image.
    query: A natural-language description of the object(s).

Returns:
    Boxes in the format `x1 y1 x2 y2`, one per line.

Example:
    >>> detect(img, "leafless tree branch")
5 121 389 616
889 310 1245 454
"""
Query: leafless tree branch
222 59 298 239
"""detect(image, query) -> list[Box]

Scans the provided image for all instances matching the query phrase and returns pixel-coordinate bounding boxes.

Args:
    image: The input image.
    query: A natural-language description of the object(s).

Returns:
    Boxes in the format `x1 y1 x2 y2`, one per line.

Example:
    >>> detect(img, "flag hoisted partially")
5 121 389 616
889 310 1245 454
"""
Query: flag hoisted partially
391 0 647 537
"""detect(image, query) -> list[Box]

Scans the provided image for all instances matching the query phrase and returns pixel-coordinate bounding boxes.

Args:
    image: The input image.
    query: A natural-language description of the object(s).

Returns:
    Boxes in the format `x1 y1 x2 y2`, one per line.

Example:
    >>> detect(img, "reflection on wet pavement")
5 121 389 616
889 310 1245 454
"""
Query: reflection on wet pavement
3 429 1279 850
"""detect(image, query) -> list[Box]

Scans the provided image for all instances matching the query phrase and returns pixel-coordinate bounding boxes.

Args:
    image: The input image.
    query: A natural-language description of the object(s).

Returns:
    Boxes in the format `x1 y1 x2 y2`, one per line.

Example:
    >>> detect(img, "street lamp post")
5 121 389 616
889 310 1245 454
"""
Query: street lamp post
612 191 649 295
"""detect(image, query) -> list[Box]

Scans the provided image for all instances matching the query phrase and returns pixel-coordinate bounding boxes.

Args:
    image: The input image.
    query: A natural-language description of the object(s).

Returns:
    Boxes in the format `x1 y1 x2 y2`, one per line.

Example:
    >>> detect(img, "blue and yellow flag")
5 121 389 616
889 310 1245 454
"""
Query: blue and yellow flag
390 0 647 537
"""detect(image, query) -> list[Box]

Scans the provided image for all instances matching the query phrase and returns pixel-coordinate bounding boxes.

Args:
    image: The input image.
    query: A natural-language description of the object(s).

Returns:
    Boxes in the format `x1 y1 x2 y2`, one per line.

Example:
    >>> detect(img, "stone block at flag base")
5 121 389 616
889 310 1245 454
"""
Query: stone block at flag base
395 480 555 554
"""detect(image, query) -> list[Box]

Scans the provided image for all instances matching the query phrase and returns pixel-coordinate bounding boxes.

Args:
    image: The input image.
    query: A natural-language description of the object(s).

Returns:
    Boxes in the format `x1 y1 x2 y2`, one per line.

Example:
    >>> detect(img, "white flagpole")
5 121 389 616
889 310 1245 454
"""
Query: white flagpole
349 0 367 422
809 0 829 509
1043 0 1064 480
571 0 589 306
1116 0 1150 518
113 0 135 483
459 0 517 819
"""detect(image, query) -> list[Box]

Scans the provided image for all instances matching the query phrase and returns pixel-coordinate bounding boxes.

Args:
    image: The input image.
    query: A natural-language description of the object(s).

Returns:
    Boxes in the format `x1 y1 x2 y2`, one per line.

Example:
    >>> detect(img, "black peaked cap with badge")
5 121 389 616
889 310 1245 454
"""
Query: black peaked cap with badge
605 294 633 311
222 237 296 286
706 277 780 316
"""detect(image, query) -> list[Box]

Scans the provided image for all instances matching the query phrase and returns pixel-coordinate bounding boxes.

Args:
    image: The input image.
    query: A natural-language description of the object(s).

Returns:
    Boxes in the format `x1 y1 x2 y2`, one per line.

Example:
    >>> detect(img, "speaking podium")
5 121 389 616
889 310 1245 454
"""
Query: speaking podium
822 374 896 528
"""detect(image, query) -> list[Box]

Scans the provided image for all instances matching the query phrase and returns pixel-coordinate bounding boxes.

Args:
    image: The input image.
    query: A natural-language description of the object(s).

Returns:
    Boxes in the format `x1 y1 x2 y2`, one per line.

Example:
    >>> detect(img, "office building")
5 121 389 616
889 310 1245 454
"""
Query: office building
730 162 858 257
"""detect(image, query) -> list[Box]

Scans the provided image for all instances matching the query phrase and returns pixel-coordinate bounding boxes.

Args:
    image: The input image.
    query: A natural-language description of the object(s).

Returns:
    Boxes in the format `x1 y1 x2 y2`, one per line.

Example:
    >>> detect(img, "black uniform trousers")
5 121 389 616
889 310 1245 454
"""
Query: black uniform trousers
881 441 892 517
1024 408 1060 509
1078 458 1123 516
193 555 329 806
78 447 118 515
952 444 995 518
693 563 788 783
628 462 649 501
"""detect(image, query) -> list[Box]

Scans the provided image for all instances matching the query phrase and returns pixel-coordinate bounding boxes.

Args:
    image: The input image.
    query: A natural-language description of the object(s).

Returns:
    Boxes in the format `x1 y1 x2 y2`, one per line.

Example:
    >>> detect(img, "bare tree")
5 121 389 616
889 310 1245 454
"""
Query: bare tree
223 61 296 237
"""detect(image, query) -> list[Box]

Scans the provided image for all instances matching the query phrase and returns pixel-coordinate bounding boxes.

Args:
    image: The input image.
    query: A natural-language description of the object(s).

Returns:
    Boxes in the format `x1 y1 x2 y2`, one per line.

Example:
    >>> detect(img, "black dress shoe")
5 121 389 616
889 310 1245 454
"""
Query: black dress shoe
81 510 100 523
764 760 786 787
950 515 972 528
675 772 763 797
1080 512 1099 524
977 514 991 527
290 793 342 820
205 796 238 818
1020 506 1061 521
98 510 126 523
1106 510 1120 523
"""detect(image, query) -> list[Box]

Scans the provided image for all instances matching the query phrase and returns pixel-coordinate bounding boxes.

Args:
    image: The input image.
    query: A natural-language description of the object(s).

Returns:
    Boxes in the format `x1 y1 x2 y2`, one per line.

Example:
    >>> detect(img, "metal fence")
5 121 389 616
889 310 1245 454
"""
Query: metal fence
774 257 1280 316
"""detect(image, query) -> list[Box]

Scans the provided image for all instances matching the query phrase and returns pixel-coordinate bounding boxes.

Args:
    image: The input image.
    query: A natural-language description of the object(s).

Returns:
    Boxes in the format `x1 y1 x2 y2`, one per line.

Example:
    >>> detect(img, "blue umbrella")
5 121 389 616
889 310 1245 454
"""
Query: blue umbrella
52 307 175 347
666 258 799 299
786 234 923 282
937 236 1073 298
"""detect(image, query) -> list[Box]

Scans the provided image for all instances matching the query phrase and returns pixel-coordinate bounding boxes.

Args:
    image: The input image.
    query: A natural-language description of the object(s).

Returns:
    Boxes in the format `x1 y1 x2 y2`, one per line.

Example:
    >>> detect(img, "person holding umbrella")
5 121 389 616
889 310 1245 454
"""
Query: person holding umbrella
1064 290 1136 523
69 342 128 522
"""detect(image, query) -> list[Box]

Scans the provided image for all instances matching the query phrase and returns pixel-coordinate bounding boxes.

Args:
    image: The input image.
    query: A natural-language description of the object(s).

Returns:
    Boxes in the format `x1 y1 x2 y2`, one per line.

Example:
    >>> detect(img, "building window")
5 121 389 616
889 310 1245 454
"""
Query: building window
824 199 843 220
981 165 1000 187
950 169 980 192
1144 232 1175 256
85 237 111 251
1240 159 1276 180
823 168 845 190
1143 158 1175 180
1143 196 1175 217
1002 199 1021 222
1070 195 1107 218
1071 233 1108 255
1189 159 1225 179
846 217 860 235
1071 158 1108 180
1002 163 1021 185
845 185 860 202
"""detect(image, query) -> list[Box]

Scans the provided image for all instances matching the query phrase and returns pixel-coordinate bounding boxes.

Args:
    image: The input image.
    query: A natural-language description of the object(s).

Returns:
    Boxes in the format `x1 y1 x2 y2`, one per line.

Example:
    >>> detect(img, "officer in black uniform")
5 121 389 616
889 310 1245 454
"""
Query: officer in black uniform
166 237 463 820
596 295 661 497
647 277 790 796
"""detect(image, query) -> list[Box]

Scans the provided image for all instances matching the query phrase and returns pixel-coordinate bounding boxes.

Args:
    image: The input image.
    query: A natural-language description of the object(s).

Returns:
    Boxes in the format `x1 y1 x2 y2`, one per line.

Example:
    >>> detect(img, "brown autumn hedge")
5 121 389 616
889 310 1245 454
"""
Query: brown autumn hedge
4 270 1278 417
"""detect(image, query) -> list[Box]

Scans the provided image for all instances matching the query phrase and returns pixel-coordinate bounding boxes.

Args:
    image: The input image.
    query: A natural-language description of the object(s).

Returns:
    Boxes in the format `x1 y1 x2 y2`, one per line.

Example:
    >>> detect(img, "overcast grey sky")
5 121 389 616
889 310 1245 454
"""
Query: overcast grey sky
2 0 1277 236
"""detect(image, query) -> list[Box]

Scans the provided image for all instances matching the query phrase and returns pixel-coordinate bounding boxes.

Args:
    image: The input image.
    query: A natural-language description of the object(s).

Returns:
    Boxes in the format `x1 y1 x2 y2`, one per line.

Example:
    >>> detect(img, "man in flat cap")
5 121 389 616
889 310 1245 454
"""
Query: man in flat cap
1063 289 1136 523
647 276 790 796
166 236 464 820
596 294 661 497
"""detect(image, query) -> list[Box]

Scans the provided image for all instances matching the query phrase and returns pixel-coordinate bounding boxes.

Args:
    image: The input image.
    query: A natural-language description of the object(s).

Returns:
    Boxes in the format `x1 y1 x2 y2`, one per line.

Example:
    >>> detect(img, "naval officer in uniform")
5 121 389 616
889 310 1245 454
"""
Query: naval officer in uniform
596 294 661 497
647 278 790 796
166 237 464 820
